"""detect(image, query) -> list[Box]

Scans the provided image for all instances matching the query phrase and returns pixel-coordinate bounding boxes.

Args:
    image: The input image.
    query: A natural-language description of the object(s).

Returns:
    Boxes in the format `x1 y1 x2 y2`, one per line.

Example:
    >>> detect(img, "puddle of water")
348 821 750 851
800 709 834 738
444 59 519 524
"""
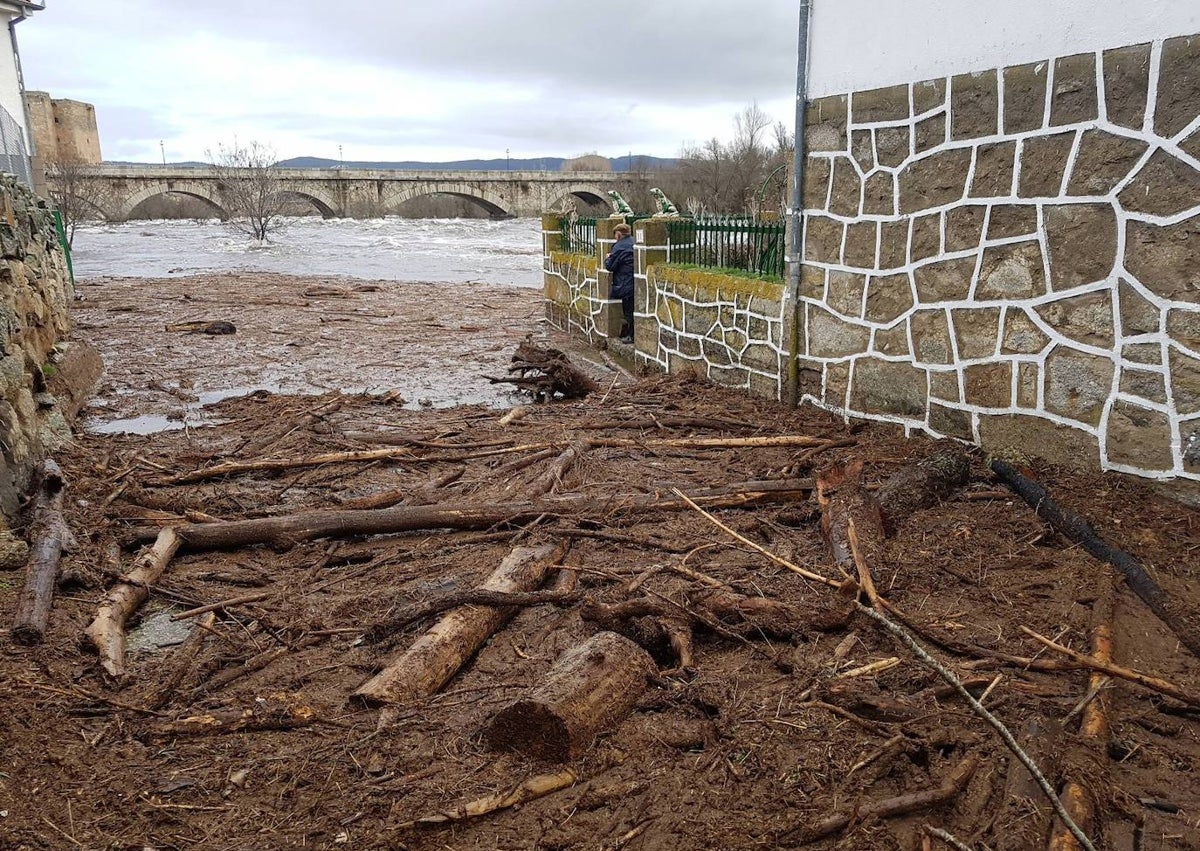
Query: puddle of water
87 414 187 435
128 608 193 653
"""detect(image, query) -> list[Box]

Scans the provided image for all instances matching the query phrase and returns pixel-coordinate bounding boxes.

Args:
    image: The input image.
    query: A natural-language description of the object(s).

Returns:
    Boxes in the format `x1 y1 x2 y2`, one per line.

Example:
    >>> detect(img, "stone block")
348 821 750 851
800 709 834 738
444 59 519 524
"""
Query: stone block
825 361 851 407
929 403 973 439
914 256 975 303
864 273 914 324
803 156 832 209
1044 203 1118 291
929 369 961 402
952 307 1002 359
1103 43 1152 130
850 358 928 416
1067 130 1149 196
843 221 878 269
1036 288 1116 348
1018 132 1076 198
1050 53 1099 125
1167 308 1200 351
988 205 1039 240
748 370 780 400
806 95 849 152
951 71 1000 140
852 84 910 123
1003 62 1049 134
804 216 844 265
1119 280 1162 337
976 241 1047 300
1044 346 1116 425
863 171 897 216
876 126 910 168
978 413 1101 470
1184 425 1200 474
873 321 910 357
1155 35 1200 139
1003 308 1052 354
1125 213 1200 301
970 141 1017 198
1171 347 1200 414
678 335 703 359
1119 366 1167 404
701 337 733 366
914 78 947 114
910 308 955 364
800 263 826 299
827 271 866 318
945 205 986 252
910 213 942 262
1123 342 1162 365
1017 362 1040 407
742 342 779 373
829 156 863 217
669 351 707 378
808 306 871 358
964 361 1013 408
1118 149 1200 218
879 220 909 270
1105 401 1174 470
797 357 823 398
914 112 947 154
899 148 973 213
852 130 875 171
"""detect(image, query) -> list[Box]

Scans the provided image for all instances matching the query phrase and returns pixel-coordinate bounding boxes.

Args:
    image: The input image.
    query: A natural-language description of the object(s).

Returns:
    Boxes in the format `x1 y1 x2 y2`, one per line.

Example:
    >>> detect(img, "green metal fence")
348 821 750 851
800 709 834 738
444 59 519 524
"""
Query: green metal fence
52 210 75 286
560 217 597 255
666 217 786 279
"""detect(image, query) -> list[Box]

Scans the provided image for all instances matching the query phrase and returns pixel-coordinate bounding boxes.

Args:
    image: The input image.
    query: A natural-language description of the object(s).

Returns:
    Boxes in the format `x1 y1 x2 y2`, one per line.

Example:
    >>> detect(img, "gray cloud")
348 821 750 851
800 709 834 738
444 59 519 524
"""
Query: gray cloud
18 0 801 162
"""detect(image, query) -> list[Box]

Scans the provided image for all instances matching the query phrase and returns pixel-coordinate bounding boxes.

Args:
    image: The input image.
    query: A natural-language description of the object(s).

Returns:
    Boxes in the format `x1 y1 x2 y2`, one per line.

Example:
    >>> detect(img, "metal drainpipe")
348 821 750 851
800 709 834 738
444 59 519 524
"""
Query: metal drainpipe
784 0 813 407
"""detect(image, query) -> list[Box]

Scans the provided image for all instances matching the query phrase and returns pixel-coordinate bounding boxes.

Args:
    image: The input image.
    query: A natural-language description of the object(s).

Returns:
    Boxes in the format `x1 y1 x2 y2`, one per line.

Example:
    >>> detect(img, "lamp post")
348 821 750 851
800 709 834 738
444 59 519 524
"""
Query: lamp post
506 148 510 171
160 140 166 165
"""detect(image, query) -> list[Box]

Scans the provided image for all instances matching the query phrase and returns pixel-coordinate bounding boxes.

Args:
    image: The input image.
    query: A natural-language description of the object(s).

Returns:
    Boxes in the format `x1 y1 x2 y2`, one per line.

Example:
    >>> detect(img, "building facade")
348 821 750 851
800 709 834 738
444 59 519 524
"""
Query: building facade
0 1 39 185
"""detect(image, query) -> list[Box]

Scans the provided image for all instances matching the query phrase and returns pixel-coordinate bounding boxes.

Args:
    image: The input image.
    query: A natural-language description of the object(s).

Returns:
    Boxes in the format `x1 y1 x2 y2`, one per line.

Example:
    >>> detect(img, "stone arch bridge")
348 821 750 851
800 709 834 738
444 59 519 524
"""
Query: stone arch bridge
81 165 635 220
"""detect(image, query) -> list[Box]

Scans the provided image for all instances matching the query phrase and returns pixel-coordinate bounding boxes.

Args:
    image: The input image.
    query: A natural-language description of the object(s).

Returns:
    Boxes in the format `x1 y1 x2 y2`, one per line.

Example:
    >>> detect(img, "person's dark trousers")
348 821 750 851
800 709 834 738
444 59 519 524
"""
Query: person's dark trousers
621 294 634 341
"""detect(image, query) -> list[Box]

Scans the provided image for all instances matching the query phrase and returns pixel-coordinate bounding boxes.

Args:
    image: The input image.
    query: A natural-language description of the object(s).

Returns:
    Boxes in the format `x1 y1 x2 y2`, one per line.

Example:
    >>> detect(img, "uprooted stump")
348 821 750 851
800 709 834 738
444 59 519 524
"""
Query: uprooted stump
484 631 655 761
485 339 597 401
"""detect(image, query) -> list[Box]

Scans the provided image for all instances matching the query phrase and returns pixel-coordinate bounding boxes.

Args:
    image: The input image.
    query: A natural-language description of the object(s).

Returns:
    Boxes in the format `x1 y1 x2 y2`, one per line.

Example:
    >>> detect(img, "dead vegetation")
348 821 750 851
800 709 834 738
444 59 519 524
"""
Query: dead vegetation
2 360 1200 850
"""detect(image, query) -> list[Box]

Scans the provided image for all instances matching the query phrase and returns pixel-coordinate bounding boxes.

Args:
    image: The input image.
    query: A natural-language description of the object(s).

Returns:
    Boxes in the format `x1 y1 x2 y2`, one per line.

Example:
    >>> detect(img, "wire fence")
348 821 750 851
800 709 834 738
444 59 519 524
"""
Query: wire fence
0 104 32 188
666 217 786 279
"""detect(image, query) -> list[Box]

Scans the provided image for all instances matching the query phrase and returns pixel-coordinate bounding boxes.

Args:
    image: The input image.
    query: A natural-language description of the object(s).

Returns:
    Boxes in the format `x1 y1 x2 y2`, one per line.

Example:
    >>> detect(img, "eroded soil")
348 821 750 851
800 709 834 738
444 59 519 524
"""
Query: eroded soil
1 274 1199 850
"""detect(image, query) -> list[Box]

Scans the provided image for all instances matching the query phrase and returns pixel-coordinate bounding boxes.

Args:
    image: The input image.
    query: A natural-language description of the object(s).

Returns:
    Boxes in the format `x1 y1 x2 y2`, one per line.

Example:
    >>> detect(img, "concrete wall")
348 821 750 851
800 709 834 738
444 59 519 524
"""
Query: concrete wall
809 0 1200 97
799 31 1200 491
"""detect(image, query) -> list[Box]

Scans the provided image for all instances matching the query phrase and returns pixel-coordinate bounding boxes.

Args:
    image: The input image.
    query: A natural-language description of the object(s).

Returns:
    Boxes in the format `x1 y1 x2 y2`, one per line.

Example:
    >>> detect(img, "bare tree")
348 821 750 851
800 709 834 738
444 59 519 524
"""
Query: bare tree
207 141 288 241
45 158 113 247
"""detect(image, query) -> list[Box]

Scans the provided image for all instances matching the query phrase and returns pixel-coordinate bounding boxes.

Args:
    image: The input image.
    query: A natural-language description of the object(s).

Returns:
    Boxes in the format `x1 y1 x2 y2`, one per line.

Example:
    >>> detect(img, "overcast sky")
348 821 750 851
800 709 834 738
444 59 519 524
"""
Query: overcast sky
18 1 801 164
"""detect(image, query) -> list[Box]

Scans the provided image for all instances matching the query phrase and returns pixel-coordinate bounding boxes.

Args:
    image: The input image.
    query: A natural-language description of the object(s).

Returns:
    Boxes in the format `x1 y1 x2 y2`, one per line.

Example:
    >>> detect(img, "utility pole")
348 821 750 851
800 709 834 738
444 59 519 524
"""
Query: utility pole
160 140 166 165
506 148 510 171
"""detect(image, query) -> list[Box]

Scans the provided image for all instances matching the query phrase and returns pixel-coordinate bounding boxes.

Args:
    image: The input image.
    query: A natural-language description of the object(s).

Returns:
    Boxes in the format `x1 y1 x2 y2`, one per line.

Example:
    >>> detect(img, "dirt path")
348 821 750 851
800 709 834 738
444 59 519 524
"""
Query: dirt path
1 274 1198 850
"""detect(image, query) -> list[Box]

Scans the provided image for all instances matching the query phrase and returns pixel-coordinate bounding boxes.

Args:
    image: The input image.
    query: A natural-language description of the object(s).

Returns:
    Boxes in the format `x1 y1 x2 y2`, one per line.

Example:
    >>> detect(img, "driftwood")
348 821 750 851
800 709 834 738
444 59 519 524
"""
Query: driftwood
193 634 322 697
171 478 814 552
365 589 583 644
484 631 655 761
398 768 579 829
991 458 1200 659
336 467 465 511
140 612 216 711
787 755 978 843
84 528 182 678
1050 579 1115 851
150 699 315 738
526 443 586 498
353 543 564 706
164 320 236 335
876 447 972 532
817 460 886 585
12 460 74 645
485 340 597 401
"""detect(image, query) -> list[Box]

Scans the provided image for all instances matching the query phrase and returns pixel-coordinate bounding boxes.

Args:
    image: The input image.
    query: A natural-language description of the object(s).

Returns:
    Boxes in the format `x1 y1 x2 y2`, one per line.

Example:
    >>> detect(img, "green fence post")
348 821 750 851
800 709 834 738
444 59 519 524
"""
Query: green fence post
52 210 75 287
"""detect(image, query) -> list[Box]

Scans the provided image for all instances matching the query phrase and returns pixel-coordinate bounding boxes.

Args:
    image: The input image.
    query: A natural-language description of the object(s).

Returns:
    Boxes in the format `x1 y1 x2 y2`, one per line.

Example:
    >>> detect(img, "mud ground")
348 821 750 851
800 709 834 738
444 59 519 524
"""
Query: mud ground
1 273 1199 850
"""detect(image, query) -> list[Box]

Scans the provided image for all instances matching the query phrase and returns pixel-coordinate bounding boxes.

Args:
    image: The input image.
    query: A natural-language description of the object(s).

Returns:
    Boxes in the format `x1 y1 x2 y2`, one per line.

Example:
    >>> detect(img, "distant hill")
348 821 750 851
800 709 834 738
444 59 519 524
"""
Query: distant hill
106 156 678 172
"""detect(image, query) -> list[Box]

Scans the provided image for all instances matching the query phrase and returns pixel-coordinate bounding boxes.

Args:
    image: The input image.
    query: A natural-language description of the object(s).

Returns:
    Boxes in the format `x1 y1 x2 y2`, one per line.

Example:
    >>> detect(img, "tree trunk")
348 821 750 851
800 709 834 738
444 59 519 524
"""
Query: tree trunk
876 447 972 532
352 543 563 706
84 528 182 678
12 461 72 645
173 478 814 552
484 631 655 761
817 460 886 574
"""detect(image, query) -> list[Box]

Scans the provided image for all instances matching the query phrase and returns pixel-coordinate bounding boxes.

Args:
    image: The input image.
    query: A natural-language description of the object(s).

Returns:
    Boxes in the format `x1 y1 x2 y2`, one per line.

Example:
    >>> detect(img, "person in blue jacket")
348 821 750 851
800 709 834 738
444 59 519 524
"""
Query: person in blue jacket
604 222 635 343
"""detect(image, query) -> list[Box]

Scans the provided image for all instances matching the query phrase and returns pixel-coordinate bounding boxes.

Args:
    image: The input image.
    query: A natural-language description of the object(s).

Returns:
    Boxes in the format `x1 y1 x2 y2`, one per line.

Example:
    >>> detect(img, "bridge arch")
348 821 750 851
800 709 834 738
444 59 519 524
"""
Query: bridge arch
549 184 613 214
275 184 339 219
117 182 228 221
381 182 512 218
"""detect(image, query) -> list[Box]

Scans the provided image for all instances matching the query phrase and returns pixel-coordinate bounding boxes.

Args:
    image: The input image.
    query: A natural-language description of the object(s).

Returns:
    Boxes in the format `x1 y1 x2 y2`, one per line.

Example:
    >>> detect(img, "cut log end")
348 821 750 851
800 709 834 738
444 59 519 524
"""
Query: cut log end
485 701 574 762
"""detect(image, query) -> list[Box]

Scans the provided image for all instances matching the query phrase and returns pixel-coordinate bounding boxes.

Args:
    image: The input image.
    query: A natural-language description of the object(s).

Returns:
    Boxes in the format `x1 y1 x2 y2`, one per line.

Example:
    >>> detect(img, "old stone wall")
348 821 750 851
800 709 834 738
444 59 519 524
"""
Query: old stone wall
799 34 1200 486
24 92 103 165
0 175 93 559
542 214 617 343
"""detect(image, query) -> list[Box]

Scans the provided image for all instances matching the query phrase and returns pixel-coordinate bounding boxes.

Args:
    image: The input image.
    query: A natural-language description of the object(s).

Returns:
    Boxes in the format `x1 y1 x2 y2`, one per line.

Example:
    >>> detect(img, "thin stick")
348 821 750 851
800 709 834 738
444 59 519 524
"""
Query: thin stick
170 592 271 621
1021 627 1199 708
847 517 882 609
398 768 579 829
925 825 976 851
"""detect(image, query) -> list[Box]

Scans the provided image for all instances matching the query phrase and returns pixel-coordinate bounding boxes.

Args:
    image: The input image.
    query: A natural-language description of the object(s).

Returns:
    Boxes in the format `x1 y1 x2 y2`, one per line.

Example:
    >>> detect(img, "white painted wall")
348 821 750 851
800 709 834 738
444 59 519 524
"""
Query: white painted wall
808 0 1200 97
0 9 29 147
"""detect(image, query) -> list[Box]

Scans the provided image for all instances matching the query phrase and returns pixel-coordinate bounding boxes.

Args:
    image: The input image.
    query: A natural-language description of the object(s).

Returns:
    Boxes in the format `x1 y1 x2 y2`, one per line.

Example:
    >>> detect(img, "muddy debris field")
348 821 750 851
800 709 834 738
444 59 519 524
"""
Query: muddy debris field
2 365 1200 850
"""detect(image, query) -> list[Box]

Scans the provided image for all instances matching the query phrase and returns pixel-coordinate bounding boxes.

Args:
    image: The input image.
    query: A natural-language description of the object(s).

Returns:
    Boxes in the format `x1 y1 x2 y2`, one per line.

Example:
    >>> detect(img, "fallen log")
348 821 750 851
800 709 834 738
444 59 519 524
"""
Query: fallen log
337 466 465 511
526 443 586 498
12 460 74 645
172 478 815 552
876 447 972 532
786 754 978 843
353 543 564 706
991 458 1200 659
84 528 182 678
365 588 583 644
486 339 598 401
150 699 315 738
140 613 216 711
398 768 579 829
817 459 886 580
484 631 655 761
